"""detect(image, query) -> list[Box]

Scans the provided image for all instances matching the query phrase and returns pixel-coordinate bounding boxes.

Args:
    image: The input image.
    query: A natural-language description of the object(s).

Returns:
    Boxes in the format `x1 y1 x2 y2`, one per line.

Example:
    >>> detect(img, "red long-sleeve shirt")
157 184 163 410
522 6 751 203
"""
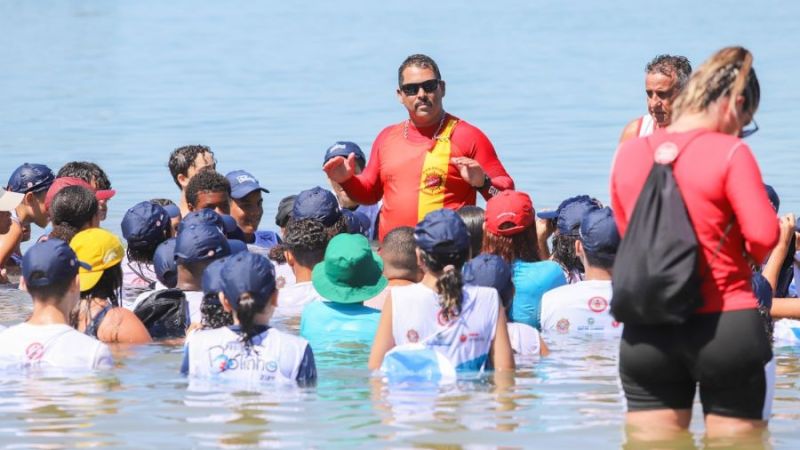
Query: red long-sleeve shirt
610 129 779 313
342 114 514 240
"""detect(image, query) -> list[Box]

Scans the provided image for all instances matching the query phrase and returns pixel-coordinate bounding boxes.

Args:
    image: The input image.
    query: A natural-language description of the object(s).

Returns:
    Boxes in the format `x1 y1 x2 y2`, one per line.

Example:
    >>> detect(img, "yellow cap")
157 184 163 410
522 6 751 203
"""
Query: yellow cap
69 228 124 292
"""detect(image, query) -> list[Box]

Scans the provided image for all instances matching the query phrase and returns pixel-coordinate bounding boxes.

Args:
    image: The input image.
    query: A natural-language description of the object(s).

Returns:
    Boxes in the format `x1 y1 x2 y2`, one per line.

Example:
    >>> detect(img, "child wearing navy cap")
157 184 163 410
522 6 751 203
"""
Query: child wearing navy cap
0 239 112 369
368 208 514 372
182 252 317 386
1 163 55 284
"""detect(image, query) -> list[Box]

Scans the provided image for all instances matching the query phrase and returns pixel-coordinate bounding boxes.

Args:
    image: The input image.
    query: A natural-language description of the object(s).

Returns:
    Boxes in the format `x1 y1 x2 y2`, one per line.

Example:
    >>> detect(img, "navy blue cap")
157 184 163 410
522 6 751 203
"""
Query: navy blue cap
221 215 246 241
323 141 367 168
579 207 620 259
153 238 178 288
293 186 341 227
162 203 180 219
415 209 470 255
201 256 229 297
764 184 779 213
462 253 514 306
22 239 90 288
228 239 248 255
175 223 231 263
226 170 269 200
7 163 55 194
275 195 296 228
555 195 603 236
220 252 276 309
121 202 171 249
180 209 225 233
342 208 370 237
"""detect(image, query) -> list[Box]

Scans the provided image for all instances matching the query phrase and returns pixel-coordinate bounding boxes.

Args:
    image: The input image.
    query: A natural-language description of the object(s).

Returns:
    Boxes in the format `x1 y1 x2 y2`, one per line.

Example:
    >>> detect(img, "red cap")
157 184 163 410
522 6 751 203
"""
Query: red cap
45 177 116 210
485 190 534 236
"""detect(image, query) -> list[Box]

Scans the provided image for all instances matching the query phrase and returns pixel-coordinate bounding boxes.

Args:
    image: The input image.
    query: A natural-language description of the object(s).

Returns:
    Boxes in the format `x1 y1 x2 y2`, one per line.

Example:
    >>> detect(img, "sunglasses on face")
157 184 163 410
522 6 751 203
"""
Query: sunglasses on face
400 79 440 96
739 119 759 138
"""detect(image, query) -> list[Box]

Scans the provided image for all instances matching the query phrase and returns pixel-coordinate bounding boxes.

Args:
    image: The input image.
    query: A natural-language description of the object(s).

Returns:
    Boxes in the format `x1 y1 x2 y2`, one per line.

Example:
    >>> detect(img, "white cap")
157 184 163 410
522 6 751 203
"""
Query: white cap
0 190 24 212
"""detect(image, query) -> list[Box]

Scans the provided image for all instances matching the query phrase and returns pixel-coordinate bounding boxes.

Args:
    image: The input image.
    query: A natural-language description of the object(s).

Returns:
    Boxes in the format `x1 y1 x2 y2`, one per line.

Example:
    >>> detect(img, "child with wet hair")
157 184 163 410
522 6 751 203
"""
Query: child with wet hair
199 257 234 329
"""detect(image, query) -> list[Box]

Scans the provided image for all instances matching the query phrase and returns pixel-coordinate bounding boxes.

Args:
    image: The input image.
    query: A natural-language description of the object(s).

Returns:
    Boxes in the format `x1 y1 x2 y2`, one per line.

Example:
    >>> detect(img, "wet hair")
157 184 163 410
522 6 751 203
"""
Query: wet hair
481 225 540 264
200 294 233 329
283 218 328 268
268 243 287 264
234 292 269 348
420 248 469 322
326 214 348 241
584 250 614 271
646 54 692 90
57 161 112 189
79 264 123 306
26 277 74 301
49 185 98 243
185 169 230 209
672 46 760 121
398 54 441 86
168 145 215 188
457 206 485 259
552 234 584 274
381 226 418 280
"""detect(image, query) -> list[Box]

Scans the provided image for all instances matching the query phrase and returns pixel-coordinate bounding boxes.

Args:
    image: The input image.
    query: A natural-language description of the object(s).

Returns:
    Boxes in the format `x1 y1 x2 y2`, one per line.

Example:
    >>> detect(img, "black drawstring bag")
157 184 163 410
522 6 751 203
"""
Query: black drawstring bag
611 133 705 325
134 288 188 339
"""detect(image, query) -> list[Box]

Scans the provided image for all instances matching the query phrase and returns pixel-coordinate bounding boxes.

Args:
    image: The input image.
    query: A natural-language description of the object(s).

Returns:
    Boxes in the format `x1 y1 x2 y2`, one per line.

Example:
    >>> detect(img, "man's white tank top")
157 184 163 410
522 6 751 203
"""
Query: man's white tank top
638 114 655 137
391 283 499 371
183 326 314 384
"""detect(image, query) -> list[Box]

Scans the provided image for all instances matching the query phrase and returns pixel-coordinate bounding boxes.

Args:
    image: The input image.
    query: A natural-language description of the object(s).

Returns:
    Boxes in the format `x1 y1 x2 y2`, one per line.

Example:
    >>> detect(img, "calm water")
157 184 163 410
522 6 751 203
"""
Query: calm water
1 0 799 447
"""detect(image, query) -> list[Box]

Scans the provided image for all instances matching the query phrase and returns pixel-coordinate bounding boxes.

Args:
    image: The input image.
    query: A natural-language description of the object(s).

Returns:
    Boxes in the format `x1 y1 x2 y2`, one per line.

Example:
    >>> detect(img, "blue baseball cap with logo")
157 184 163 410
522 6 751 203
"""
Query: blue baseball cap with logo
121 202 171 249
552 195 603 236
220 252 276 308
153 238 178 288
463 253 514 307
323 141 367 168
415 208 470 255
579 207 621 261
7 163 55 194
226 170 269 200
22 239 90 288
537 195 603 228
292 186 341 227
175 223 231 264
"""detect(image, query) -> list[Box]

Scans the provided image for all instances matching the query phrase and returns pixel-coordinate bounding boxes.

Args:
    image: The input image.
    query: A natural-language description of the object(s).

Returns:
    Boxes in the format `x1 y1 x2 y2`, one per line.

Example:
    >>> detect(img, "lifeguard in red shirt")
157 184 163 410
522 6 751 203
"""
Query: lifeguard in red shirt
323 54 514 241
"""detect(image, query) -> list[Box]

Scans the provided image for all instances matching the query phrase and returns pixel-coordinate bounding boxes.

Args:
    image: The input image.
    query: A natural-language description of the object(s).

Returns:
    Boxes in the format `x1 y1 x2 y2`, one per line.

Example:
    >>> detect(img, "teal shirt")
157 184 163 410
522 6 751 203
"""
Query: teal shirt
511 260 567 330
299 301 380 351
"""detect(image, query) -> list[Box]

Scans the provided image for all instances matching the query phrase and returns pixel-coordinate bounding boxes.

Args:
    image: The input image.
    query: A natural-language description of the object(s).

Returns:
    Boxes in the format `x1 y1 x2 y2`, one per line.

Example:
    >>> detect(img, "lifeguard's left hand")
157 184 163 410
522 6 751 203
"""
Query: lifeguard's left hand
451 157 486 188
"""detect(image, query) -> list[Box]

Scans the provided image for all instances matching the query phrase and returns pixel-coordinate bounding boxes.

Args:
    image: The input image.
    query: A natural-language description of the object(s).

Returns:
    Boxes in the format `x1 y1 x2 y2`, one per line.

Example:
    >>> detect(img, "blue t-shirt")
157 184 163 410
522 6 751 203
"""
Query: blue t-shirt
510 260 567 330
355 203 381 241
300 301 380 351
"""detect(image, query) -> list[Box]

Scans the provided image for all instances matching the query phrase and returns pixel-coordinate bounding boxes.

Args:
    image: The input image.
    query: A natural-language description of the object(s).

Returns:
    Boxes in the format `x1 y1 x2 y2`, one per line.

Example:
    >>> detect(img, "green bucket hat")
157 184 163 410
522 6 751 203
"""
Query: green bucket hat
312 233 388 304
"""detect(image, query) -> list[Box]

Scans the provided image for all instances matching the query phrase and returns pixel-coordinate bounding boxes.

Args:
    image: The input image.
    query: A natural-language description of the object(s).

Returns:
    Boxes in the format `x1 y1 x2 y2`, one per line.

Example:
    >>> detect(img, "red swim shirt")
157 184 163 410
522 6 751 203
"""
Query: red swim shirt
610 129 779 313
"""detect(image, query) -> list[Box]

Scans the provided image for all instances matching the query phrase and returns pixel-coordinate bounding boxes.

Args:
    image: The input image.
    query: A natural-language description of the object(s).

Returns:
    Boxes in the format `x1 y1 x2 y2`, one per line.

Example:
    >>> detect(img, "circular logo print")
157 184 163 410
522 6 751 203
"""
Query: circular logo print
266 361 278 372
276 275 286 289
654 142 679 164
25 343 45 361
437 309 449 326
612 321 621 328
421 168 446 195
406 329 419 343
588 297 608 313
459 334 467 343
556 318 570 334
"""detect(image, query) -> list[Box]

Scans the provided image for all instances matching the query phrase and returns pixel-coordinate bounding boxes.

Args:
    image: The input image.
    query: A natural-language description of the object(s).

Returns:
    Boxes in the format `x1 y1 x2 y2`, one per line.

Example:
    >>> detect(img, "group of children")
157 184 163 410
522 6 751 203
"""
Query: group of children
0 142 796 385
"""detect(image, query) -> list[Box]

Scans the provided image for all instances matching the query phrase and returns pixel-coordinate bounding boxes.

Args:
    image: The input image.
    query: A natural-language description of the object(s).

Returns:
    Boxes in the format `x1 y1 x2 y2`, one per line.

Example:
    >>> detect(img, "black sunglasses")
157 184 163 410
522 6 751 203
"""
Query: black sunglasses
400 79 440 96
740 119 759 138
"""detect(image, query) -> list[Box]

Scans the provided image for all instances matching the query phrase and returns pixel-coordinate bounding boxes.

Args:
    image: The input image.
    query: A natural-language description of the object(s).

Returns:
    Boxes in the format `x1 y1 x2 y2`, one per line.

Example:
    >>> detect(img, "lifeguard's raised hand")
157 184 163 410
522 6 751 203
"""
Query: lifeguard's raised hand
450 156 486 188
322 153 357 184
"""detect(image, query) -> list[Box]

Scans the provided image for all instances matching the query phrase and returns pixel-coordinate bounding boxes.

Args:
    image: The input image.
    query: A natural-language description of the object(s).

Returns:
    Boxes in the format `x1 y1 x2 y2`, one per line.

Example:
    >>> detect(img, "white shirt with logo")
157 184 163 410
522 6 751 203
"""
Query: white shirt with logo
183 326 314 384
391 283 499 372
507 322 541 357
0 323 112 369
540 280 622 336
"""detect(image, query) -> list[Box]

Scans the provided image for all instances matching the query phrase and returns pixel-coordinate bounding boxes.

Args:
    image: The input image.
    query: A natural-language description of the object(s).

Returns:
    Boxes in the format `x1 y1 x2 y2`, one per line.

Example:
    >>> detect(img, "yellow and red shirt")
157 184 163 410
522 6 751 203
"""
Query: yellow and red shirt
341 114 514 241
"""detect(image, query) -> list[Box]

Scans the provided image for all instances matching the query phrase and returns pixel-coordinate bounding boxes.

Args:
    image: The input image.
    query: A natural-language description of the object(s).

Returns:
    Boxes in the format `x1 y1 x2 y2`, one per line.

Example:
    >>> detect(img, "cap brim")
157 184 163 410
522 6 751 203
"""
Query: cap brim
311 252 388 304
163 204 180 218
77 260 91 271
0 190 24 211
536 210 558 220
231 185 269 199
95 189 116 201
79 270 104 292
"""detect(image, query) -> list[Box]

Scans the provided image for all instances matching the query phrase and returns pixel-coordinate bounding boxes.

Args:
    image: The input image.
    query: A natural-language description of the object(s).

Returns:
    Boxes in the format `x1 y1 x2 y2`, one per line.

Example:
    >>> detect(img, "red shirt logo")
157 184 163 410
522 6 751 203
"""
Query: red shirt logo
588 297 608 313
25 343 45 361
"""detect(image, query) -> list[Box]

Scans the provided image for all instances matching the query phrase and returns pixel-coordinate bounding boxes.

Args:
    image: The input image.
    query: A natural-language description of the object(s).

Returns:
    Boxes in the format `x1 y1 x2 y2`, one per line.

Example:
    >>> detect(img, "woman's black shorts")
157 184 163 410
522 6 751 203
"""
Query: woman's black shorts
619 308 773 420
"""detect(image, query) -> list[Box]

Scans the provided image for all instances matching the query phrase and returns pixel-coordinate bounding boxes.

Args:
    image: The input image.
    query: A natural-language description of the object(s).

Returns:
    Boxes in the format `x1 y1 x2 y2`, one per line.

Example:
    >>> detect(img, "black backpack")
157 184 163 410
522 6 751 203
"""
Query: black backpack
611 133 705 325
133 288 189 339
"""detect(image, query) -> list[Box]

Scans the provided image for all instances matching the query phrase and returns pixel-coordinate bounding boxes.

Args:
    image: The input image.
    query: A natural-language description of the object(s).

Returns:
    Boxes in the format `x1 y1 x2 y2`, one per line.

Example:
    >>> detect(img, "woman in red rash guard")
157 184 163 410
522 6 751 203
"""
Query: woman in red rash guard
610 47 779 440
